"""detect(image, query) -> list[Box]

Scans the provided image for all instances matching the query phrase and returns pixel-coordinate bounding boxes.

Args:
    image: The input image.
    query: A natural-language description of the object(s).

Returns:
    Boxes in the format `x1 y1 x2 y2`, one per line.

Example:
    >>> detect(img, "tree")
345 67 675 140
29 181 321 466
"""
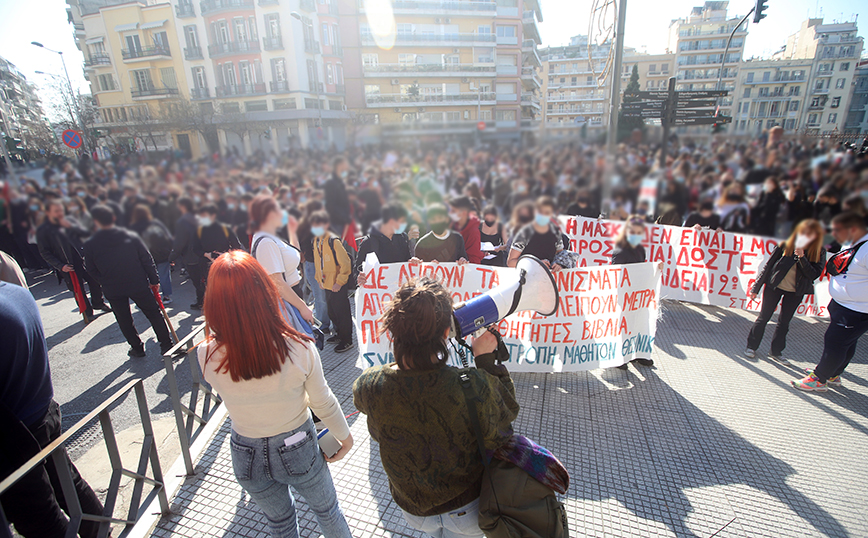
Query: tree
617 64 645 142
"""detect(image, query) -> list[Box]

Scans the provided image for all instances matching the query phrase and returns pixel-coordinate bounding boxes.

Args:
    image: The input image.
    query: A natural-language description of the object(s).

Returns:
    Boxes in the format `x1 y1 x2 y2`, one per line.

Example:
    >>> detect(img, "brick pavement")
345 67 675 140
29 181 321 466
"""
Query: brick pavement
147 301 868 538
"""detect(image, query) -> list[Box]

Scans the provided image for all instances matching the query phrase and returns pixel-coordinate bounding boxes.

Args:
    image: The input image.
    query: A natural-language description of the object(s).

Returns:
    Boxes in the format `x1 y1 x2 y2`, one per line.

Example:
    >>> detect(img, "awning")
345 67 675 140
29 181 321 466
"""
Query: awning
114 22 139 32
140 19 167 30
85 36 104 45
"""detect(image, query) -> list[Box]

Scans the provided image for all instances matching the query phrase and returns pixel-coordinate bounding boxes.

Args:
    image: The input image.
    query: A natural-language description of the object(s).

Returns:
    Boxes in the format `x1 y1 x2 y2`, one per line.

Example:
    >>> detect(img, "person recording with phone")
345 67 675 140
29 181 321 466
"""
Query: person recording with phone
744 219 826 364
353 277 518 538
198 251 353 538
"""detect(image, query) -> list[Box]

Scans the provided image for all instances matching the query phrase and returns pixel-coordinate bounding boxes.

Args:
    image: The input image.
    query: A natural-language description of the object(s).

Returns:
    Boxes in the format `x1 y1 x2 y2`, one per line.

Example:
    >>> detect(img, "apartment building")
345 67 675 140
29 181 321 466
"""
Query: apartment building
0 57 52 154
620 53 676 93
667 1 747 129
730 58 812 135
844 60 868 135
343 0 543 143
775 19 863 134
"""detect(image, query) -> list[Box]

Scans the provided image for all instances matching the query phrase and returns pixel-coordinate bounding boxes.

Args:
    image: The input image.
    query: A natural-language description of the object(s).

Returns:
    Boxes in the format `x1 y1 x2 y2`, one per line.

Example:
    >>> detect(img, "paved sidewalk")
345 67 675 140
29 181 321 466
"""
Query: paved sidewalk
147 301 868 538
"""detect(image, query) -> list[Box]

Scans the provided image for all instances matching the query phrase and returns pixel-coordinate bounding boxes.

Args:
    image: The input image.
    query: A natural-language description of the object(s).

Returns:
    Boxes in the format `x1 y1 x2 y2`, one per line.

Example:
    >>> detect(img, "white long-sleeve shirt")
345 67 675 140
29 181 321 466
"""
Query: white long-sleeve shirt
829 233 868 314
198 337 350 441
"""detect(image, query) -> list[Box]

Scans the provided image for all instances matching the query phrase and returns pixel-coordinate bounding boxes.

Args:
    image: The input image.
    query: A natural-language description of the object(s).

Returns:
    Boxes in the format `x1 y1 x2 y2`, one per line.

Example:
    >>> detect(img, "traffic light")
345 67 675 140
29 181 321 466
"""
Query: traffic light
753 0 768 24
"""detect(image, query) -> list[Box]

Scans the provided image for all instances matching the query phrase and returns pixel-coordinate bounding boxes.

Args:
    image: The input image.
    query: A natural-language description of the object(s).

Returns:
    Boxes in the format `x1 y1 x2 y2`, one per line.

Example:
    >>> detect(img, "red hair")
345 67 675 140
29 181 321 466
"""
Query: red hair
203 250 311 382
248 194 279 233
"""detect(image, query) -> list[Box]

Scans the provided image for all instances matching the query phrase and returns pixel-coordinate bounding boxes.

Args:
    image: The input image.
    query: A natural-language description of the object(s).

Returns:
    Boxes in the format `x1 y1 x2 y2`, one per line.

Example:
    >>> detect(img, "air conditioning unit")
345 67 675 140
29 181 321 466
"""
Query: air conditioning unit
434 18 440 23
464 110 469 119
418 107 426 112
461 77 469 83
453 48 460 54
469 83 477 90
443 18 450 23
394 107 401 112
391 79 400 85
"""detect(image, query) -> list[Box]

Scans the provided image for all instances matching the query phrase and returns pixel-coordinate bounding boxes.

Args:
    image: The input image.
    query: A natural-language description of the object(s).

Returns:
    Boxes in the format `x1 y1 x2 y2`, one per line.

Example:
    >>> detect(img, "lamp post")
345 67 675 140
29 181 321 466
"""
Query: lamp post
290 11 324 147
32 41 88 152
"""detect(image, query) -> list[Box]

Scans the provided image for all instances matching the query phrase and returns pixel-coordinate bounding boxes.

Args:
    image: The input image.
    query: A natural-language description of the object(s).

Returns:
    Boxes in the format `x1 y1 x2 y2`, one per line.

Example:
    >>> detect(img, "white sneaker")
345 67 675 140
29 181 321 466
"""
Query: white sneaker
744 348 756 358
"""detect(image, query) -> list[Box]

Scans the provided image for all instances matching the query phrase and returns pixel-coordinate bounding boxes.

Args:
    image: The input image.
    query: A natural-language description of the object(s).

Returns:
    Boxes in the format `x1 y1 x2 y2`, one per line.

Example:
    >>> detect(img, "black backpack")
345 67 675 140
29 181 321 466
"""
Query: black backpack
142 222 174 263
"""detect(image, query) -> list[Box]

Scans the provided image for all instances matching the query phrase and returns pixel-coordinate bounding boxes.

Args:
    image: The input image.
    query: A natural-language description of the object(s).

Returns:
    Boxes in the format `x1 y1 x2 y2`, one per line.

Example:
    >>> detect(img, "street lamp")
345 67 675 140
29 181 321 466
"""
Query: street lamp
32 41 87 152
290 11 324 146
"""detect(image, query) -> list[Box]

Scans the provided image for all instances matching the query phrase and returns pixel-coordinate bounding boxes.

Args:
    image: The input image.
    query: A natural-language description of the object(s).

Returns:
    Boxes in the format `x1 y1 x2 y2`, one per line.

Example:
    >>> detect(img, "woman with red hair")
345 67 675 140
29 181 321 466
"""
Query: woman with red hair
198 251 353 538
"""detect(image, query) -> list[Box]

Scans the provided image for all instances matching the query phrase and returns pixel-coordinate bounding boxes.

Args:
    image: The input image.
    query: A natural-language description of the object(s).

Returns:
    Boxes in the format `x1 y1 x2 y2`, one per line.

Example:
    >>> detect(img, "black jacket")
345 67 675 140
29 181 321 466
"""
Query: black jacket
36 219 90 272
355 224 412 274
194 222 242 260
82 227 159 297
324 173 352 229
611 244 646 265
750 243 825 296
169 213 199 265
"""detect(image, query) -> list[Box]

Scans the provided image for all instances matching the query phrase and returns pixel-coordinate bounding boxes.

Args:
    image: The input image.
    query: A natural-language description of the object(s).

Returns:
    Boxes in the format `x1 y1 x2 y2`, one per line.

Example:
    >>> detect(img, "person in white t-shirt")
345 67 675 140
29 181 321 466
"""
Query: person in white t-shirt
248 195 314 324
793 212 868 392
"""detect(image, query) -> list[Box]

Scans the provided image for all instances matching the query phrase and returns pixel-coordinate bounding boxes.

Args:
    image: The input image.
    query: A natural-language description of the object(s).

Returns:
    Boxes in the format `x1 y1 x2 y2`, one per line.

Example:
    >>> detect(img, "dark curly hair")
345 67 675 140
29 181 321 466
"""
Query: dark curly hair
380 277 453 370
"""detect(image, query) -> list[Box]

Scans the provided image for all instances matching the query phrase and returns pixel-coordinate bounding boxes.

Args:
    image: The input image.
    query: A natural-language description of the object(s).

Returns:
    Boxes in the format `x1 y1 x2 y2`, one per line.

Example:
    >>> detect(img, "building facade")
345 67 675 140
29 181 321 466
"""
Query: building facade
844 59 868 135
0 57 53 158
730 58 813 135
342 0 543 143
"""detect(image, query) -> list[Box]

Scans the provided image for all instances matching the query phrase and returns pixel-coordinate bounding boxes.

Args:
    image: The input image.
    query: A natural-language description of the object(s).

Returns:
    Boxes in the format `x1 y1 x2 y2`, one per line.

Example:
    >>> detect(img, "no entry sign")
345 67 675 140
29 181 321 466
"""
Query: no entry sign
62 130 83 149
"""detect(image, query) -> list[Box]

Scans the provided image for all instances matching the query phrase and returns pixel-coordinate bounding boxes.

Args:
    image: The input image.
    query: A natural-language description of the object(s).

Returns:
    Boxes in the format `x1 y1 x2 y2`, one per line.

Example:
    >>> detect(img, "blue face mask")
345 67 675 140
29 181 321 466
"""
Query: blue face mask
30 204 40 212
311 226 326 237
77 191 86 198
627 233 644 247
281 211 289 227
535 214 550 227
395 222 407 234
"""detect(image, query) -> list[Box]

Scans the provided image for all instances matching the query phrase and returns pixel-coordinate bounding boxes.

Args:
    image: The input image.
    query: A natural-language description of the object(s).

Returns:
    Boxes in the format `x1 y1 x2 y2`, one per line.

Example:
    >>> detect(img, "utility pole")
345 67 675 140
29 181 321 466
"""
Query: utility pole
601 0 628 217
0 99 17 183
660 77 676 169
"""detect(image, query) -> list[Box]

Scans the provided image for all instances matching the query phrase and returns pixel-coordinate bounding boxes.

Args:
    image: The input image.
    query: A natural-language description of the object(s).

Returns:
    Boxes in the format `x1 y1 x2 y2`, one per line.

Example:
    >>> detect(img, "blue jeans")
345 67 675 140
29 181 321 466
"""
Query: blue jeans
304 260 330 332
156 261 172 297
402 498 484 538
229 417 352 538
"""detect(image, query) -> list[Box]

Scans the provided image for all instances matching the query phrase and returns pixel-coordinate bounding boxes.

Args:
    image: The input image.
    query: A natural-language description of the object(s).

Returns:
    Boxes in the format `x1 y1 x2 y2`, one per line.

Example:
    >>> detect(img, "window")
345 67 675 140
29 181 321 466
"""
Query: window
153 31 169 49
810 96 821 107
222 102 240 113
495 25 515 37
762 72 770 82
840 62 849 71
239 61 253 85
131 69 151 92
304 98 322 109
364 84 380 96
234 18 248 42
479 110 492 120
273 98 297 110
97 74 115 92
478 25 491 35
835 78 845 89
193 67 206 89
265 14 280 38
223 62 236 86
321 24 329 46
788 86 800 96
759 87 769 97
160 67 177 89
245 100 267 112
89 41 106 56
216 21 230 43
184 26 199 49
327 64 334 84
661 64 669 73
785 119 795 130
742 88 750 98
831 96 840 108
272 58 286 82
746 72 754 83
648 64 656 73
789 100 799 111
495 109 515 121
397 23 413 36
445 111 460 121
248 17 257 40
398 54 415 65
362 54 378 68
125 34 142 54
827 113 837 124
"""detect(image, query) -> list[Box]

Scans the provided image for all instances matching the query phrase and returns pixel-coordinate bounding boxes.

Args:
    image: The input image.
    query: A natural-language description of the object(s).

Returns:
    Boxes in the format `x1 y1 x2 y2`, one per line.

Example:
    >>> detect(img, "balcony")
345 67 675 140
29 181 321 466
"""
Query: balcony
496 92 517 102
521 67 541 89
199 0 254 15
299 0 315 11
522 11 541 44
816 70 832 77
365 91 496 107
259 0 279 4
208 40 260 58
358 0 496 16
363 63 496 77
270 80 290 93
262 36 283 50
122 45 171 61
330 84 346 95
184 46 204 60
215 83 266 97
84 53 111 67
496 64 518 76
309 81 324 93
176 2 195 17
361 33 496 47
522 39 541 68
328 1 339 15
304 39 320 53
812 88 829 95
131 86 179 99
190 87 210 99
646 70 671 78
520 93 540 110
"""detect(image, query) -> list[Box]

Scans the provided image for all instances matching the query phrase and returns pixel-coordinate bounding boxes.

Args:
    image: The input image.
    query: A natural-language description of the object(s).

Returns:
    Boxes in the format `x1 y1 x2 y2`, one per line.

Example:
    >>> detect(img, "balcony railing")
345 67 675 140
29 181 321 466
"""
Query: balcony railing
263 36 283 50
200 0 254 14
361 33 496 46
259 0 279 4
299 0 315 11
270 80 290 93
520 93 540 108
176 2 195 16
84 53 111 67
329 45 343 57
359 0 496 13
304 39 320 53
309 81 324 93
190 87 210 99
331 84 346 94
215 83 266 97
184 46 203 60
812 88 829 94
131 86 179 98
365 91 496 105
364 63 497 75
122 45 171 60
208 40 260 57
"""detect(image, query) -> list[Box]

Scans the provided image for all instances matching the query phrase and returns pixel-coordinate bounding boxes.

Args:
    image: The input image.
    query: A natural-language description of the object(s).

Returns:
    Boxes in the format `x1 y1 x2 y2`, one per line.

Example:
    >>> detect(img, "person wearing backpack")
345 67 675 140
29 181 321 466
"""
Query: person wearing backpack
355 203 417 286
131 204 175 304
310 210 353 353
194 204 242 296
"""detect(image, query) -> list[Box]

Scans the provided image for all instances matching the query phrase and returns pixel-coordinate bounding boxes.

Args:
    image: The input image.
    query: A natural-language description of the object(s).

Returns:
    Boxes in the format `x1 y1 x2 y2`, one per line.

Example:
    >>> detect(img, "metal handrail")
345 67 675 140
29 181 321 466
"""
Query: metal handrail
0 379 169 537
162 322 223 476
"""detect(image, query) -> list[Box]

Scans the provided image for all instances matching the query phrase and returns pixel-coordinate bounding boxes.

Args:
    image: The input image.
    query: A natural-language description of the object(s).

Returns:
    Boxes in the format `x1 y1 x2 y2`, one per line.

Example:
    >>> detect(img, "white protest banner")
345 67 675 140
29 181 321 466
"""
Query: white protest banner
560 216 832 318
354 261 660 373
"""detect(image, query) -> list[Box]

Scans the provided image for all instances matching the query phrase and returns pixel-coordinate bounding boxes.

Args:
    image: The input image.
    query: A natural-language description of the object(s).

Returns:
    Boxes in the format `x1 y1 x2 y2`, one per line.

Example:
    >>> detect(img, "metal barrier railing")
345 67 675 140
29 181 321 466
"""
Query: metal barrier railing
0 379 169 538
162 322 223 476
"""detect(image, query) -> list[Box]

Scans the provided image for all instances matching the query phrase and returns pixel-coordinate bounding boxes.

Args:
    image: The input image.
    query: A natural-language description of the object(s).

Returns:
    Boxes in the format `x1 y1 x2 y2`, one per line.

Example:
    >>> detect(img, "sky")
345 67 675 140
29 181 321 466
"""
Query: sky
0 0 865 119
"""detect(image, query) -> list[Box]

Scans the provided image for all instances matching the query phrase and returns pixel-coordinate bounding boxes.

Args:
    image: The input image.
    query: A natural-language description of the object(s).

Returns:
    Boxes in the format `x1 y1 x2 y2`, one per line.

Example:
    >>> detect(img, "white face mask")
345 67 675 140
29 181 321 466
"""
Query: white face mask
795 234 811 249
